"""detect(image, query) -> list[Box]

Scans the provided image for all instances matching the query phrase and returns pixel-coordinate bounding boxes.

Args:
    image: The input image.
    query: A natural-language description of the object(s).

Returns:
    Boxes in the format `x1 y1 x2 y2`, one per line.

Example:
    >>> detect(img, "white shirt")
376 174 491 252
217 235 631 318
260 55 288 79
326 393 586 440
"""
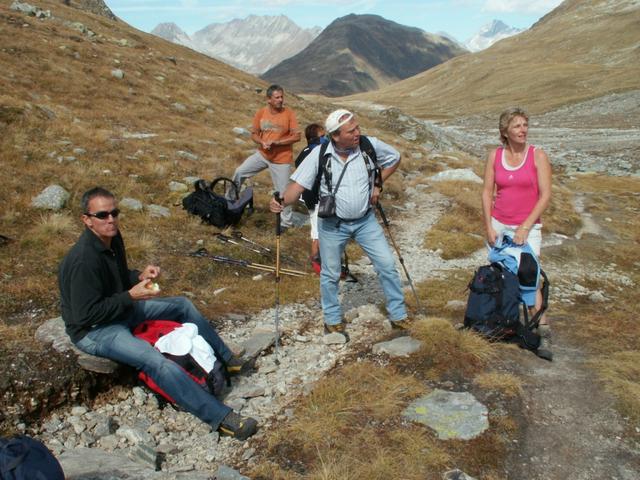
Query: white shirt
291 137 399 219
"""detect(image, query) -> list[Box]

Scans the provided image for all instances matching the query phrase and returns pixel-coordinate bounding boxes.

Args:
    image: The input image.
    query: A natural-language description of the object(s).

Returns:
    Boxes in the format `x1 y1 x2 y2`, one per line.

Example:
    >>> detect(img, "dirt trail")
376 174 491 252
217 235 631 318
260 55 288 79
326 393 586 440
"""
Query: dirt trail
506 325 640 479
500 201 640 479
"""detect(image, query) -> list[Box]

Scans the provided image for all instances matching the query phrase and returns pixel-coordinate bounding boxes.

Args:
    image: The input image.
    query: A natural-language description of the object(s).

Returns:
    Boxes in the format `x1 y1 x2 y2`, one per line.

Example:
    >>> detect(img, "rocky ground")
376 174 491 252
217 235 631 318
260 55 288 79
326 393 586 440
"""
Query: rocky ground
439 90 640 177
15 95 640 478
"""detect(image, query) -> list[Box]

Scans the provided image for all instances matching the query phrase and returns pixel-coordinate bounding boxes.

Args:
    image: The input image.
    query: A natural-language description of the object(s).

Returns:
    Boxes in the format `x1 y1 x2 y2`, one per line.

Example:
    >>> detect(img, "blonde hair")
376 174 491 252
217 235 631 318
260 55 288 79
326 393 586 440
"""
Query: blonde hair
498 107 529 145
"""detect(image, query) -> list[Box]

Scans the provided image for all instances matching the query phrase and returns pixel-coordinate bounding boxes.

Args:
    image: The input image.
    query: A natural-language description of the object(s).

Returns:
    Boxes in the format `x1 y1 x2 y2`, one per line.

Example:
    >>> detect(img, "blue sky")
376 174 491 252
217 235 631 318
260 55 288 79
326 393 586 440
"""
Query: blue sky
106 0 563 42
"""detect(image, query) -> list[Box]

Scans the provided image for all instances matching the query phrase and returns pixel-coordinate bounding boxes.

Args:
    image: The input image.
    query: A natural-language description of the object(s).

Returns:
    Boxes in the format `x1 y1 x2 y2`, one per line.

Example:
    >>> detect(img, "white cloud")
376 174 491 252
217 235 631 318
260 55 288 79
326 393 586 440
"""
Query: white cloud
482 0 563 14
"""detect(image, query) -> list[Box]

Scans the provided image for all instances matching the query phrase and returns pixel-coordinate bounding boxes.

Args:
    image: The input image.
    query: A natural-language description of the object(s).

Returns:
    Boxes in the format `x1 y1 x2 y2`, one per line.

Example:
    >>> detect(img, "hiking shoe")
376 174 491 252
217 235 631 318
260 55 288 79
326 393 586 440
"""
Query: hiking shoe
390 318 412 331
225 356 254 376
218 411 258 441
323 322 349 342
536 324 553 361
310 255 321 275
324 322 346 334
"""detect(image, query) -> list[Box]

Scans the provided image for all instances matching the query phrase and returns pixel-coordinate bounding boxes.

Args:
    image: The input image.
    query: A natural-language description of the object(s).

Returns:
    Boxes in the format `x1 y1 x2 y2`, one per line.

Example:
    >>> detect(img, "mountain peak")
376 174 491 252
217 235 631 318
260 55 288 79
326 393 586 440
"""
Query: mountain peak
262 14 466 97
150 15 320 74
465 19 524 52
151 22 192 47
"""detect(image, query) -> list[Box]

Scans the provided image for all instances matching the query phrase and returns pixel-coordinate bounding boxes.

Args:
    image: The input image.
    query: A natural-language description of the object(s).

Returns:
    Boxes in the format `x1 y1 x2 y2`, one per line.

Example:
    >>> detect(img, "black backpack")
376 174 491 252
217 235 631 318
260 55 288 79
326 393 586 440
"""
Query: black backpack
0 435 64 480
298 136 379 210
464 263 549 351
182 177 253 229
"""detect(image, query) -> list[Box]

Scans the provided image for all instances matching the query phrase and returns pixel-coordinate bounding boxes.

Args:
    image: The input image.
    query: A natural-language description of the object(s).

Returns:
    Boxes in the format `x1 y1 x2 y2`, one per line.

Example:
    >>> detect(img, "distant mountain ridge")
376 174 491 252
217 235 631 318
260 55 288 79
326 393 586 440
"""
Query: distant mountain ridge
262 14 467 97
465 20 524 52
351 0 640 117
151 15 320 74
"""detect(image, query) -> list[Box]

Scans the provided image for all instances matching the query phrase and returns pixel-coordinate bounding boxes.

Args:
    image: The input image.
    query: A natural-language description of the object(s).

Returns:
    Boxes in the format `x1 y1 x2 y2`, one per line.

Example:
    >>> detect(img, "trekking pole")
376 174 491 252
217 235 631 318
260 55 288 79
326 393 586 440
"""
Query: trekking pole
342 251 358 283
228 231 306 268
273 192 282 365
215 233 264 255
187 249 307 277
375 202 423 313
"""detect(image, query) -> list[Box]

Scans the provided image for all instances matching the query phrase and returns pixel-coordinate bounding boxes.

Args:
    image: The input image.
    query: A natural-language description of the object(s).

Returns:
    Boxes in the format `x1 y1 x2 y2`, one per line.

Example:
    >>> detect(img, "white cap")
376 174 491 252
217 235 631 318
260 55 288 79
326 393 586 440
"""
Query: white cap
325 109 354 134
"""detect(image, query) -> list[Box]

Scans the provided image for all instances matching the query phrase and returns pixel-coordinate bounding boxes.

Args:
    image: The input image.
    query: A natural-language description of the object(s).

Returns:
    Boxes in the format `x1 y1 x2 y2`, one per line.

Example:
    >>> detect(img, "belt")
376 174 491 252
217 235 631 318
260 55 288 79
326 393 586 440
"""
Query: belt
335 208 371 223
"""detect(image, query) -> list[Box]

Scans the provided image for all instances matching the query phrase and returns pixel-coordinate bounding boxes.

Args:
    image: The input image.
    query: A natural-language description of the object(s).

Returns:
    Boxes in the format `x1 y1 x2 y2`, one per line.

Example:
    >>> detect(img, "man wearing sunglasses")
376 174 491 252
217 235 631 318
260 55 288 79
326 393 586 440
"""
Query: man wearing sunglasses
58 187 257 441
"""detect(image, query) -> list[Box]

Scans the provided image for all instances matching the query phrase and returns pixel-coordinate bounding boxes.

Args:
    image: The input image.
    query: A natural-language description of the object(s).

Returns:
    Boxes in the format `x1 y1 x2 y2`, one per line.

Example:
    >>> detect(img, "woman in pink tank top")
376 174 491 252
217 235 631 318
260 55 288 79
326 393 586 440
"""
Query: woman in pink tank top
481 107 553 360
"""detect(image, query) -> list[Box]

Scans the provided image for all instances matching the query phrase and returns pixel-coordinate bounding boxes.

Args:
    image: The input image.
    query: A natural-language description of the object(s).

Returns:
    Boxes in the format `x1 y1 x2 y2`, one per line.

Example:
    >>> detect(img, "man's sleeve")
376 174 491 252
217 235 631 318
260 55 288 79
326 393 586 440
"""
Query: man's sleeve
68 261 134 330
370 137 400 169
251 108 262 134
128 269 141 287
290 148 320 190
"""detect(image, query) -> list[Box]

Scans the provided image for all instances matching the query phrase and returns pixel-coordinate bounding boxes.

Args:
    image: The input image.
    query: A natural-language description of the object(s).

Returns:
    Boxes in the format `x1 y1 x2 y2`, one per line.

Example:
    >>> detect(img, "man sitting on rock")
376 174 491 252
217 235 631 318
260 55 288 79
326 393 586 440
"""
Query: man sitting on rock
58 186 257 440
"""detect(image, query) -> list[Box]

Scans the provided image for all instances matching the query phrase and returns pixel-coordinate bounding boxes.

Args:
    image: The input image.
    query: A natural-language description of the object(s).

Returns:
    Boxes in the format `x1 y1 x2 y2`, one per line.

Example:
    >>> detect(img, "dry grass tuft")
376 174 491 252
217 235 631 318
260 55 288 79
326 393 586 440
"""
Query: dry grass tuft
122 230 158 265
279 362 425 448
252 361 455 479
544 183 582 237
30 212 76 237
473 372 523 399
424 181 485 259
411 317 495 378
591 351 640 421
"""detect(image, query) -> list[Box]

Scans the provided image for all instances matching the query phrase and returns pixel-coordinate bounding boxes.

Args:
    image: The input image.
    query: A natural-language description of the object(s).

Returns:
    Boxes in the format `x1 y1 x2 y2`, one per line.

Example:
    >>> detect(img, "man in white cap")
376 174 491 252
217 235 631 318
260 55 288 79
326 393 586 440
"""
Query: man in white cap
231 84 301 229
270 109 409 337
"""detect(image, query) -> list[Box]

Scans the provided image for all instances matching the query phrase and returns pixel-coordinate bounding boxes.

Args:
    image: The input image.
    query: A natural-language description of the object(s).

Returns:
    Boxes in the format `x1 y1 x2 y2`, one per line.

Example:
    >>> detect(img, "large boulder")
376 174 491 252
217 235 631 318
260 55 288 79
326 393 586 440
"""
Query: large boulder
31 185 70 211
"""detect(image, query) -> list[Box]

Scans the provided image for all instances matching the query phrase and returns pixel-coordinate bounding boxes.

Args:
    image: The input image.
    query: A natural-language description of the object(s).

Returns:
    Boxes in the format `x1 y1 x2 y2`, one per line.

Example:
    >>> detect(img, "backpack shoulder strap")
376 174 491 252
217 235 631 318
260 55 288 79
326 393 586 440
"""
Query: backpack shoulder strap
313 141 332 193
359 135 382 191
359 135 377 165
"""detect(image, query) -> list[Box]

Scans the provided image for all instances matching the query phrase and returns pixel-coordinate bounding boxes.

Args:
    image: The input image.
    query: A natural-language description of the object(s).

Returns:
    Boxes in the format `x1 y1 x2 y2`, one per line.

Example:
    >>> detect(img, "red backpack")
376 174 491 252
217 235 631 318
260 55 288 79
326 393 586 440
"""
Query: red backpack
132 320 226 403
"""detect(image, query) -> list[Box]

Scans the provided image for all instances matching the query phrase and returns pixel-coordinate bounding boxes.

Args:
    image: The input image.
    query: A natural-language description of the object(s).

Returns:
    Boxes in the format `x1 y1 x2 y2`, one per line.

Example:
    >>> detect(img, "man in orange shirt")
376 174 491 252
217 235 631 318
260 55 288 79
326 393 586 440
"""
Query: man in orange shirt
232 84 301 228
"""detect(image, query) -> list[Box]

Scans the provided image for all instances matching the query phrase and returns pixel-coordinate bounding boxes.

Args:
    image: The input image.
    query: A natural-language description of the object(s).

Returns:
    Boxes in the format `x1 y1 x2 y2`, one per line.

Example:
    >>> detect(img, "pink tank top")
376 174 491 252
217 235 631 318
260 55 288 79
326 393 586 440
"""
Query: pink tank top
492 145 540 225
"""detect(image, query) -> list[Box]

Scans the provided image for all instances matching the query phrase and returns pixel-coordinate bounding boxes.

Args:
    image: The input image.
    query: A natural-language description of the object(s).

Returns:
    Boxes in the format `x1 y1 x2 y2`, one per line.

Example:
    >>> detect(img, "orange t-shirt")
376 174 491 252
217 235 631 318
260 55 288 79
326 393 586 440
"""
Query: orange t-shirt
252 106 299 164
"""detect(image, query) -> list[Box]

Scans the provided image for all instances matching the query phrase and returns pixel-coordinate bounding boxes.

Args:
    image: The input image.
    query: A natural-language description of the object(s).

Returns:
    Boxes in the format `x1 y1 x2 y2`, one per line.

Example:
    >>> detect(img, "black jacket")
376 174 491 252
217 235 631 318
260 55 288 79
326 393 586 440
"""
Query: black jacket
58 229 140 343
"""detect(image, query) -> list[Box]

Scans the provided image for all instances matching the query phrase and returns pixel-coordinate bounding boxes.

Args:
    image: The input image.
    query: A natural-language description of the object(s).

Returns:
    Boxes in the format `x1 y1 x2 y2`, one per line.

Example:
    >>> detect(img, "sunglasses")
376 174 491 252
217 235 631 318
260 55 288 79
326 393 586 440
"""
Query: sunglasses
85 208 120 220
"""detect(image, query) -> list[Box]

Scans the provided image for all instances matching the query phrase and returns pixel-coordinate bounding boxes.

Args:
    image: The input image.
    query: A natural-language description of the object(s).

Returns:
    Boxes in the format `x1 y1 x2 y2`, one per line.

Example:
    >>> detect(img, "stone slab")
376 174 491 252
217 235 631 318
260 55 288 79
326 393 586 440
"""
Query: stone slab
36 317 119 374
403 389 489 440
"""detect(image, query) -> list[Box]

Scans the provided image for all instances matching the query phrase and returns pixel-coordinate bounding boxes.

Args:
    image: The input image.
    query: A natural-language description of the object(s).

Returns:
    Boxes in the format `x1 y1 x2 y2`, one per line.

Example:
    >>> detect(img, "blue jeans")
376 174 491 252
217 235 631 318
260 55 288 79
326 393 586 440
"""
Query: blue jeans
75 296 232 429
318 211 407 325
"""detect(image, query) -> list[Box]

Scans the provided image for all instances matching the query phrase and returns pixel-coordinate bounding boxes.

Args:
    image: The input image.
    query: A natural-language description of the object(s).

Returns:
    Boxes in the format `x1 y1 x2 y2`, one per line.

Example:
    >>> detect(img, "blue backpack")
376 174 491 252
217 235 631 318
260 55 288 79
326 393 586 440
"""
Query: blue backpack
0 435 64 480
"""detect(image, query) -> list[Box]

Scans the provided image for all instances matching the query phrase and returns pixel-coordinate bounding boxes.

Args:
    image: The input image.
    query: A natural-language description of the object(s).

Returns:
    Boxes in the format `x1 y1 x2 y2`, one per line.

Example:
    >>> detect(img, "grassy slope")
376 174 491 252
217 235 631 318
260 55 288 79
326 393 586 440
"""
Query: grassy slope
346 0 640 118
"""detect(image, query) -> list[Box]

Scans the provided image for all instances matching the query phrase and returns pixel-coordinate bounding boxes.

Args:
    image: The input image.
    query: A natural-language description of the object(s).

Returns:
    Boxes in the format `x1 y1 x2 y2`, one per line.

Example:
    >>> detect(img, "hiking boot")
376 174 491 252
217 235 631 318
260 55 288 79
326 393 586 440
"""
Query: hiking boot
324 322 346 335
225 356 254 376
536 324 553 361
390 318 412 331
218 411 258 441
324 322 349 342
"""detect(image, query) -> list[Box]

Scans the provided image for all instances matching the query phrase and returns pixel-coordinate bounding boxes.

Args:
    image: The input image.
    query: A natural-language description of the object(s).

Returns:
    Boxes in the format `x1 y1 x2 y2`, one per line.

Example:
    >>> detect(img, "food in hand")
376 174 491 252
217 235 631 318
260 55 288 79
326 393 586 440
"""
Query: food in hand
146 281 160 292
